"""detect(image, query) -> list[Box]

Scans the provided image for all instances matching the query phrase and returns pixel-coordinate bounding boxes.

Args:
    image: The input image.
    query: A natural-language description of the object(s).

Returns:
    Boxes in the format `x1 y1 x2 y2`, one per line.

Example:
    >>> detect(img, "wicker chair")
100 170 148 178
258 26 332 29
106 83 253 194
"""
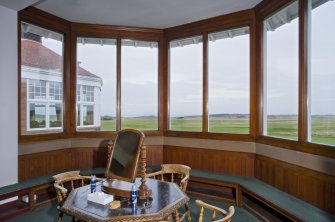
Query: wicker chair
146 164 192 222
196 200 235 222
53 171 102 222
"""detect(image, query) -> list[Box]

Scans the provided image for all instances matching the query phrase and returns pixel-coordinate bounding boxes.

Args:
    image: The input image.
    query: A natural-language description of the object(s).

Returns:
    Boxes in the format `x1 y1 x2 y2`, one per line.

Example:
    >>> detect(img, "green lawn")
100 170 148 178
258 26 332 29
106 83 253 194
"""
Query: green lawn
266 116 298 140
100 115 335 146
100 118 158 131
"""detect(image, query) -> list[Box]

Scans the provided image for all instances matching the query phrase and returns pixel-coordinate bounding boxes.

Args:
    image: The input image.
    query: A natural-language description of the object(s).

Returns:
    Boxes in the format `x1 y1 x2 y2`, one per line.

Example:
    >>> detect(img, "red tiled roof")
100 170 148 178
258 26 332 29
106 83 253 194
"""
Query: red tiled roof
21 39 100 79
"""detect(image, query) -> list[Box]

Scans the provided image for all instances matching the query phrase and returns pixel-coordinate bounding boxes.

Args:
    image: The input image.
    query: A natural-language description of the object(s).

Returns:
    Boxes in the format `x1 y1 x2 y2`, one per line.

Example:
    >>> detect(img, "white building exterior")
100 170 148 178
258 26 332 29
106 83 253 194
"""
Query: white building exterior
21 39 103 134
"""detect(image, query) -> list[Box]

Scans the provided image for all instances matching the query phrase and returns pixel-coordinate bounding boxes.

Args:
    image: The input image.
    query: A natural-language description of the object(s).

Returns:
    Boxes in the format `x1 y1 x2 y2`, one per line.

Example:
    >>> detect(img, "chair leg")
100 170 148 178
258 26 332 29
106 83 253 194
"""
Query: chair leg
57 211 63 222
185 203 192 222
174 209 180 222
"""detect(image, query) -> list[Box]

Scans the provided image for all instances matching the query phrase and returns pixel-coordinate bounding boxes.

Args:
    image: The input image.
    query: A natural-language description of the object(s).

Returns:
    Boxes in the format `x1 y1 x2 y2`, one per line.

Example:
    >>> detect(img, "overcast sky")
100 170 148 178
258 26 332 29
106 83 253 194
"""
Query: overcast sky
43 0 335 117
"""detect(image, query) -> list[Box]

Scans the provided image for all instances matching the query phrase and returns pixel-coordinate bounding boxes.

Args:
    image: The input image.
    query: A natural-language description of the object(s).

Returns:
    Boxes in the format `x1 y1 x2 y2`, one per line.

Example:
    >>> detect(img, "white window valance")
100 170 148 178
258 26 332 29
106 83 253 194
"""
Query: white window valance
21 22 63 41
77 37 116 46
208 26 249 42
170 35 203 48
264 0 331 31
121 39 158 48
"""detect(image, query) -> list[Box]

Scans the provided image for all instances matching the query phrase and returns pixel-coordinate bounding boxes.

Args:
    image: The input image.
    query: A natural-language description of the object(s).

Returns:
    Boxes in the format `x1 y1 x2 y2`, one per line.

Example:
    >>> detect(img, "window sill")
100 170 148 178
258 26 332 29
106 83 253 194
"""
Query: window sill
256 136 335 159
164 131 254 141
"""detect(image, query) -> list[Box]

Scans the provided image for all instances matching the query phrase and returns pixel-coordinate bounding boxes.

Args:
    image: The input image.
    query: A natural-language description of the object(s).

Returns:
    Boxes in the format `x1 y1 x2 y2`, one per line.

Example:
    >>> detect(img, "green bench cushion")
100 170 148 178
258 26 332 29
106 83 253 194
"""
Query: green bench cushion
191 169 335 222
190 169 247 184
0 166 160 197
241 179 335 222
0 174 54 196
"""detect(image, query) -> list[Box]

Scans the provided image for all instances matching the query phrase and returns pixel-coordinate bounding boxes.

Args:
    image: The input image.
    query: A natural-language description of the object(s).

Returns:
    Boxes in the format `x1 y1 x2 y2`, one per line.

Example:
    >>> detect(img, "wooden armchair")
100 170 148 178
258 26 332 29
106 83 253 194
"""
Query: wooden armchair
196 200 235 222
147 164 192 222
53 171 102 222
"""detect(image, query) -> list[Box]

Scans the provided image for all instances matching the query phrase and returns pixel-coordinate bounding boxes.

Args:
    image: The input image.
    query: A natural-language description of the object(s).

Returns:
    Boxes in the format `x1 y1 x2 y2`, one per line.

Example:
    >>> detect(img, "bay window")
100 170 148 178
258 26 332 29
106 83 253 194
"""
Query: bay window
169 36 203 131
20 22 64 134
263 1 299 140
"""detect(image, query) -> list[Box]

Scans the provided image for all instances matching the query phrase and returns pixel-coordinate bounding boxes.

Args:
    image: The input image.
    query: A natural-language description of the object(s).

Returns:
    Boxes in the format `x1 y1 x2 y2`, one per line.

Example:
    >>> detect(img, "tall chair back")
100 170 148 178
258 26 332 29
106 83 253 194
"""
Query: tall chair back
147 164 192 221
196 200 235 222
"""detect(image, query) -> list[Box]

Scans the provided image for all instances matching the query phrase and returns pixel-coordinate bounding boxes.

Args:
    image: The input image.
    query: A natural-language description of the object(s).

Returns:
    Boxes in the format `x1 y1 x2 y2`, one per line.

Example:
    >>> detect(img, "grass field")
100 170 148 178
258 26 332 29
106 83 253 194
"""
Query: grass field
100 115 335 146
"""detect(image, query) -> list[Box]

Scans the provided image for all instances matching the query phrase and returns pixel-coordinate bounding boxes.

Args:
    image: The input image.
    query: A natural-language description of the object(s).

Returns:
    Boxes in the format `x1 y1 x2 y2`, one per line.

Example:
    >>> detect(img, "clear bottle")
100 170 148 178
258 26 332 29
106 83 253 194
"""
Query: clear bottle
131 184 137 204
90 175 96 193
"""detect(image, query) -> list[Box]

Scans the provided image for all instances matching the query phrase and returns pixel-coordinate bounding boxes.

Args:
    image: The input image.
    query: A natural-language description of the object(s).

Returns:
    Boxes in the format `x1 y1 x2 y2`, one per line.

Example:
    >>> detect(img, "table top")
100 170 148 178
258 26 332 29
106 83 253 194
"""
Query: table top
61 178 189 222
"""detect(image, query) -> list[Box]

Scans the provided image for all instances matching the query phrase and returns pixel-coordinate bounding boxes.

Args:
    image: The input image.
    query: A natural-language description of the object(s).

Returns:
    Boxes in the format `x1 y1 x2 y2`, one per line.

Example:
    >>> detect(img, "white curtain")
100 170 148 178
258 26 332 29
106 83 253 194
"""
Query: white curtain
77 37 116 46
208 26 249 42
21 22 63 41
170 35 202 48
264 0 330 31
121 39 158 48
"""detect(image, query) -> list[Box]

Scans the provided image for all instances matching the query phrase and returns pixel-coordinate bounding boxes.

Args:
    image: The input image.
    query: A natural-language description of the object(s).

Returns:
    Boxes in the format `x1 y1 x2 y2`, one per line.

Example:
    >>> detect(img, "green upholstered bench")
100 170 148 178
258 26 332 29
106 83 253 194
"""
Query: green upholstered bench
0 166 158 210
188 169 335 222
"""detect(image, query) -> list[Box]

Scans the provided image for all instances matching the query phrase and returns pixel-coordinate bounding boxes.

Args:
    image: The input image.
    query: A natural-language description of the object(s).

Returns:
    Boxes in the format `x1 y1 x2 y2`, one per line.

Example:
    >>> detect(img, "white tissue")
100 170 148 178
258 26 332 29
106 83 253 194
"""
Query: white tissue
87 192 114 205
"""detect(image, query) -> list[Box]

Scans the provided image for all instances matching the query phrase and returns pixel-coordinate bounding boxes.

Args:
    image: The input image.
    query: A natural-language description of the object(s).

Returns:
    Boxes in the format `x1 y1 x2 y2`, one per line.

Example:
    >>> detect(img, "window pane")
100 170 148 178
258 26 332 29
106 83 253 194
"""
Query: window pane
29 103 46 129
309 0 335 146
21 22 64 134
121 39 158 130
169 36 203 131
263 2 299 140
76 37 117 131
83 105 94 126
208 27 250 134
49 103 62 127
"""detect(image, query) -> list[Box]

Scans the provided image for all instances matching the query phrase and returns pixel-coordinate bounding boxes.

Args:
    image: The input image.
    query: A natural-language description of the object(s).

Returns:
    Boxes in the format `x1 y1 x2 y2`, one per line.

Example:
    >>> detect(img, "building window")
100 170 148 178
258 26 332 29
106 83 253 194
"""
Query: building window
27 79 63 131
169 36 203 131
309 0 335 146
21 22 64 134
76 85 96 128
76 37 116 131
121 39 158 130
263 1 299 140
208 27 250 134
82 85 94 102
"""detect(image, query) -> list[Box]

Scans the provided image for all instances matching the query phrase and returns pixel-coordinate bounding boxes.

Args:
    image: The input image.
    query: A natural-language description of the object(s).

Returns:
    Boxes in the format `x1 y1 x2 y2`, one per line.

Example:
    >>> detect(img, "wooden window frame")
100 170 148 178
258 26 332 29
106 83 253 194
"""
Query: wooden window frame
17 4 335 159
255 0 335 158
18 7 164 143
165 9 256 142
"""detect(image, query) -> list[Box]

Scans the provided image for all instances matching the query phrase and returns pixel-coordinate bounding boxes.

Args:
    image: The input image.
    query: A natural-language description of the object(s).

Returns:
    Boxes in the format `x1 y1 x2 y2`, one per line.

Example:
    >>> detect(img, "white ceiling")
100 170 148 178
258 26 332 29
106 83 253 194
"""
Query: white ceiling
32 0 262 29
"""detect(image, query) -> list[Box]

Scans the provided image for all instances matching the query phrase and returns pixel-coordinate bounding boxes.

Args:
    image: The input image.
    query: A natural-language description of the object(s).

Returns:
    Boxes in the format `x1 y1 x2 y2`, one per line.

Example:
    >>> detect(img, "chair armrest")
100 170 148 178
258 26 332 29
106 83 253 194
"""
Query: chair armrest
54 183 68 194
181 175 189 184
195 200 228 214
146 171 164 178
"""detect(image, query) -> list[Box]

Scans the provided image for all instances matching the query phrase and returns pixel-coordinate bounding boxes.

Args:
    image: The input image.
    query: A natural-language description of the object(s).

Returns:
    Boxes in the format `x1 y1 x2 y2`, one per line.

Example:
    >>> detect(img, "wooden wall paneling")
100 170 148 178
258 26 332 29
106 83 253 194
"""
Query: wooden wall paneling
255 154 335 215
148 146 163 166
18 145 163 181
163 146 254 177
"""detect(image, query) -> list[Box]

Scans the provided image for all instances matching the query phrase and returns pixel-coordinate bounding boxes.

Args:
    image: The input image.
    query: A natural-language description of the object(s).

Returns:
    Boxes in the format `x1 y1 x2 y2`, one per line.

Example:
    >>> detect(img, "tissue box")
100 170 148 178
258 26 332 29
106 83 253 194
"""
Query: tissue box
87 192 114 205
